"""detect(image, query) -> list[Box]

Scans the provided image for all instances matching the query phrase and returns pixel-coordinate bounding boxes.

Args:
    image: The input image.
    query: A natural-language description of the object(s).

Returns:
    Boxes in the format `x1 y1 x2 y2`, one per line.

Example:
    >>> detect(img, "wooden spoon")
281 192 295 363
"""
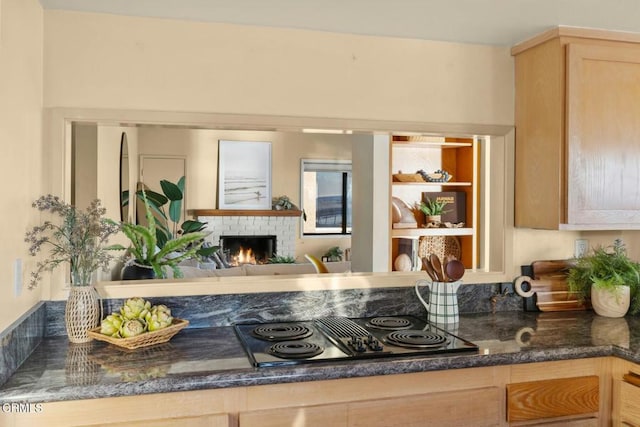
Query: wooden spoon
429 254 445 282
445 259 465 282
421 257 438 281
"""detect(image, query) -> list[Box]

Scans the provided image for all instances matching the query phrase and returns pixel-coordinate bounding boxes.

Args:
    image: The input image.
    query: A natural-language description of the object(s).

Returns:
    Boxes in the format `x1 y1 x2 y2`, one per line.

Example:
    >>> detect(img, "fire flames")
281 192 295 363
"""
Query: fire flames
233 247 256 265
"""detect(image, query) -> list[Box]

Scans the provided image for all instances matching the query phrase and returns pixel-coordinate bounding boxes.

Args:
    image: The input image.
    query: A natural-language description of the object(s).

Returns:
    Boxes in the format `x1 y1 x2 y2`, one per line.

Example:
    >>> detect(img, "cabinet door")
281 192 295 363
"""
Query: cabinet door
618 380 640 426
566 43 640 226
241 387 501 427
347 387 501 427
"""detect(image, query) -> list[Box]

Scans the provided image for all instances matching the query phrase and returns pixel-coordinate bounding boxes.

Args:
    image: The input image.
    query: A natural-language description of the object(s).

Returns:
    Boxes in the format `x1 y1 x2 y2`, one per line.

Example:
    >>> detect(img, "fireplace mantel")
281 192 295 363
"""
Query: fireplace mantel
189 209 302 217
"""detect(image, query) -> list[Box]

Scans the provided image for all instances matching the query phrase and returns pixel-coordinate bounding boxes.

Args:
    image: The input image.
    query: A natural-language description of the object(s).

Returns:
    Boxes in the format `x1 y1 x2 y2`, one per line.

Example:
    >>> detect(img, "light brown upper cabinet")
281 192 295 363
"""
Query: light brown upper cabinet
513 27 640 230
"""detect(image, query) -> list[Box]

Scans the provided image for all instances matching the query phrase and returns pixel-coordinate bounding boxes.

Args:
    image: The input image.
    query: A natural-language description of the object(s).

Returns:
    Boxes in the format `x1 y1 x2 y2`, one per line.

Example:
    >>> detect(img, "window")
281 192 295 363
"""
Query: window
301 159 352 235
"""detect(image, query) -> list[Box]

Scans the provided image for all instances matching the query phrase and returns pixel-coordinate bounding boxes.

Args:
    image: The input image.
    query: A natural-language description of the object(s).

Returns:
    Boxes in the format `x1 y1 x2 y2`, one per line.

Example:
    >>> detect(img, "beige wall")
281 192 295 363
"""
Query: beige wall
0 0 43 331
42 10 514 125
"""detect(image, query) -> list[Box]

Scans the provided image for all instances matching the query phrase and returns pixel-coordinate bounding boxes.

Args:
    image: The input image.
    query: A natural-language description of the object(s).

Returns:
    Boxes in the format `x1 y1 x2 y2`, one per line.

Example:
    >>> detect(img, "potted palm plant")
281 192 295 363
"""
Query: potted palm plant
136 177 208 247
567 239 640 317
116 190 208 280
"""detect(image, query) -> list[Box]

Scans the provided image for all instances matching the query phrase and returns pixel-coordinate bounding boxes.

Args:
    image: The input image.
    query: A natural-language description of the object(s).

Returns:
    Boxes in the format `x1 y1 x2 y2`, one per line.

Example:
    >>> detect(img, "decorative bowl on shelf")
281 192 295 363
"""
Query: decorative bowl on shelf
87 318 189 350
423 169 453 182
392 173 425 182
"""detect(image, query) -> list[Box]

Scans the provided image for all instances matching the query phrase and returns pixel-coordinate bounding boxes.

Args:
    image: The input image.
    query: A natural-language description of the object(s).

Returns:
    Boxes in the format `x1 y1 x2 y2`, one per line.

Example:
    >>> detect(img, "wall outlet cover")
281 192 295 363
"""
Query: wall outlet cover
575 239 589 258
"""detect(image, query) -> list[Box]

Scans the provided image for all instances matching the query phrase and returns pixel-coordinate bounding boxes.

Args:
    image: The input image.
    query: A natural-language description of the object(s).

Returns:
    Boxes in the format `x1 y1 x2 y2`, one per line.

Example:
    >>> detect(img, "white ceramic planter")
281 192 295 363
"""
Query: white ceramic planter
590 285 630 318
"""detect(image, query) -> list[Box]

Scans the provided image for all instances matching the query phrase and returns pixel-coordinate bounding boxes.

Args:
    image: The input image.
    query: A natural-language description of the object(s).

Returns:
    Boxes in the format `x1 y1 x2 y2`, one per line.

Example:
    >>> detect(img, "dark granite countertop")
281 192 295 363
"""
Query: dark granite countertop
2 311 640 403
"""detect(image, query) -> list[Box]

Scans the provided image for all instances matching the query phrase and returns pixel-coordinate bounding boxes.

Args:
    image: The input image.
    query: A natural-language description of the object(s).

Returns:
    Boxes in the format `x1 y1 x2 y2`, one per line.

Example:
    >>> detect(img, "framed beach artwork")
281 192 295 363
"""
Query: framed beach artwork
218 140 272 210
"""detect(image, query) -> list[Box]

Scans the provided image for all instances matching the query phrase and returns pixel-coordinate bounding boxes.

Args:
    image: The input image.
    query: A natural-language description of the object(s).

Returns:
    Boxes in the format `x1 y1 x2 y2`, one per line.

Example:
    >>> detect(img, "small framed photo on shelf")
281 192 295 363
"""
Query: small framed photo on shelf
218 140 272 210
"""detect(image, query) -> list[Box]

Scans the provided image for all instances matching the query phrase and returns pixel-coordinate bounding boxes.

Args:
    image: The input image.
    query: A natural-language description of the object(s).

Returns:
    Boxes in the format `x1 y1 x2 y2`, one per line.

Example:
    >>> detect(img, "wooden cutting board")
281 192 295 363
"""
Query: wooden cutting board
529 260 589 312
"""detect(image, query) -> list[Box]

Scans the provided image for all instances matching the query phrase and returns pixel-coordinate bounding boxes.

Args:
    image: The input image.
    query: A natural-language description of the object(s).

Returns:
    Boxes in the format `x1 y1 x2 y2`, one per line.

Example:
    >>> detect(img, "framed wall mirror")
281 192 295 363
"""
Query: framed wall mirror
119 132 129 222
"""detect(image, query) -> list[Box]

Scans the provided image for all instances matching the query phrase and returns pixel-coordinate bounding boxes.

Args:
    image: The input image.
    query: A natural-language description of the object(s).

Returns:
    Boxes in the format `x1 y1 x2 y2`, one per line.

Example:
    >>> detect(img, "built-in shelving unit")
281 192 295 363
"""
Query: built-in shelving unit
390 136 479 271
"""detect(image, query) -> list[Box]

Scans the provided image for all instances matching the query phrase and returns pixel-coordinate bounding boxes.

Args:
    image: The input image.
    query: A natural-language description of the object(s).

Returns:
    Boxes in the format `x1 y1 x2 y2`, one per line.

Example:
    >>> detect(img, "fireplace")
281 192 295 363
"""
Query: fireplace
220 235 277 265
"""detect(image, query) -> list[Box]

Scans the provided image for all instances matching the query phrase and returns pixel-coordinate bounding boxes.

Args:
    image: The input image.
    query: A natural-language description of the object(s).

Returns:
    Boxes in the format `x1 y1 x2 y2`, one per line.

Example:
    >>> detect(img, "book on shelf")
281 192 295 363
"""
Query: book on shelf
421 191 466 224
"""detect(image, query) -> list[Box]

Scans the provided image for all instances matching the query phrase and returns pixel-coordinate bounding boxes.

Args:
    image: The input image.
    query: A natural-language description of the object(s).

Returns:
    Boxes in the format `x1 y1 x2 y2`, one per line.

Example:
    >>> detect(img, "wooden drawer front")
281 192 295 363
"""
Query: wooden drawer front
620 380 640 426
507 375 599 422
239 404 348 427
347 386 501 427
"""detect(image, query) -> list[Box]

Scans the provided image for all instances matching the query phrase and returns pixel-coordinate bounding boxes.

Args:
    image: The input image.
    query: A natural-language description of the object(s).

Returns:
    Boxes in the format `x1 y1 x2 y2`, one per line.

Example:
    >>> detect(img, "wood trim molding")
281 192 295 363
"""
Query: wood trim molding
511 27 561 55
189 209 302 217
511 25 640 56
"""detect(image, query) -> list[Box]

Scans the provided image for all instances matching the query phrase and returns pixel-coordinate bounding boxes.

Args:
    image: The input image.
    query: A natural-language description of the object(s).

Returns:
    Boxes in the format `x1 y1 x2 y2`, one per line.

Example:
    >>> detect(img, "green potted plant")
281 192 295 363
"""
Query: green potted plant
137 177 217 262
137 176 208 246
323 246 343 262
272 195 296 210
417 197 449 224
116 190 208 280
267 254 296 264
567 239 640 317
25 195 123 342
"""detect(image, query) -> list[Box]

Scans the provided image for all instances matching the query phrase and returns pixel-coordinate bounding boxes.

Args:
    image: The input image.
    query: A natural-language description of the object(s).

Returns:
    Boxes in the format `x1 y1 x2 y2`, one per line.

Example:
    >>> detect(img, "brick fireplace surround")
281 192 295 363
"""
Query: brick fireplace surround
193 210 301 258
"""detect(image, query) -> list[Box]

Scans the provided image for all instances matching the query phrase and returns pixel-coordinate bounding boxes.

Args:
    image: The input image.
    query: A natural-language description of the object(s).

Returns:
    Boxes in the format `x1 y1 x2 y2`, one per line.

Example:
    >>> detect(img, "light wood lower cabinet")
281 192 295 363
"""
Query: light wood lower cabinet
240 387 501 427
1 388 241 427
617 382 640 426
612 359 640 427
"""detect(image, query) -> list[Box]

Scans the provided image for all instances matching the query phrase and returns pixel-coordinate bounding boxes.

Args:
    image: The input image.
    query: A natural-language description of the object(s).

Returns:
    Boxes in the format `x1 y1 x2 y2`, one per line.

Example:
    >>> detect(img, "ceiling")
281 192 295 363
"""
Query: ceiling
38 0 640 46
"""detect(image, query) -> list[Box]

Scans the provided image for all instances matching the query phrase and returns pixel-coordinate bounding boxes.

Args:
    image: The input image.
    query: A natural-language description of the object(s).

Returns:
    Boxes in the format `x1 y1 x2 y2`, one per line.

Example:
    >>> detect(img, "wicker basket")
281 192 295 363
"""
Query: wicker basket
418 236 461 262
87 318 189 350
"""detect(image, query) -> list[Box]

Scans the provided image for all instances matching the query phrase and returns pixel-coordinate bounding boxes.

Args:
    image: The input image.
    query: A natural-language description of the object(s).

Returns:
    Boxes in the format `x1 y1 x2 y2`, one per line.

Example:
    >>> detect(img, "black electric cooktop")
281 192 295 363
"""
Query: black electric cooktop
234 315 478 367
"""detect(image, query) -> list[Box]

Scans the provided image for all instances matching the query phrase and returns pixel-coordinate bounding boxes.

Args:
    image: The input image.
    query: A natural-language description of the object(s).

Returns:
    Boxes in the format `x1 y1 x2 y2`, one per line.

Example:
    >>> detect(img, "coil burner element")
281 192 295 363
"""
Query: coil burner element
384 330 448 349
251 324 312 341
268 341 324 359
366 316 413 330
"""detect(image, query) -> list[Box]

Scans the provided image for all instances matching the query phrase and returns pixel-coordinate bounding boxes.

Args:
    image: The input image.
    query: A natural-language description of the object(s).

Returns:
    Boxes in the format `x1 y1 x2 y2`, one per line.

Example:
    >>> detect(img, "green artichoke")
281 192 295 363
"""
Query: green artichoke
145 304 173 331
119 318 147 338
120 297 151 320
100 313 124 337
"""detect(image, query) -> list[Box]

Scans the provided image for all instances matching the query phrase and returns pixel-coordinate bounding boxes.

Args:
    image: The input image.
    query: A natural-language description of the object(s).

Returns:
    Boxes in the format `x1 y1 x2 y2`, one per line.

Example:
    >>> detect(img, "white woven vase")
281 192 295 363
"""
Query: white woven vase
65 286 101 343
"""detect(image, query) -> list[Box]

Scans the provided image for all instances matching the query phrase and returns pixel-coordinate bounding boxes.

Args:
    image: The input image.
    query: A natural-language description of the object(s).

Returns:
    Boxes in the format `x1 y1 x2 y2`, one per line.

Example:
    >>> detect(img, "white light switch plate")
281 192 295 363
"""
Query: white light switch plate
14 258 22 296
